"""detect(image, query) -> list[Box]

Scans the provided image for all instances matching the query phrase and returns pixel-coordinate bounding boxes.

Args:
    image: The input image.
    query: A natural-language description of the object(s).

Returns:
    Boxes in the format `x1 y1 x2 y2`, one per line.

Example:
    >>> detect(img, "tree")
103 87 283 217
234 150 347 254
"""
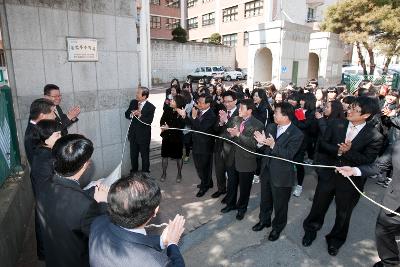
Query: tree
171 26 187 43
209 33 222 45
321 0 375 75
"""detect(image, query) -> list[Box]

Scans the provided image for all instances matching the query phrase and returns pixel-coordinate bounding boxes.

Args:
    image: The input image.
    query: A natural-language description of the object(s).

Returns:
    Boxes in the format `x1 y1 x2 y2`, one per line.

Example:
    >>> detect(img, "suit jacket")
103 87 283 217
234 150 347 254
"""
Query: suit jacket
358 140 400 220
229 116 264 172
213 108 239 167
89 216 185 267
317 119 383 190
24 121 40 165
186 108 217 155
260 123 304 187
37 174 107 267
125 100 156 144
55 105 78 135
30 147 54 196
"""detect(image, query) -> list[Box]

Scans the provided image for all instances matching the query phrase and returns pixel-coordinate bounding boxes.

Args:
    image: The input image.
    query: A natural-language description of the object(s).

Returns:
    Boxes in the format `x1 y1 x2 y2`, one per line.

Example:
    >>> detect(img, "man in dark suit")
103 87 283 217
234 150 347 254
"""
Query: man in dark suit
186 94 217 197
23 98 57 261
220 99 264 220
37 134 108 267
337 140 400 267
302 96 383 256
212 90 239 200
125 87 156 173
24 98 56 166
43 84 80 135
89 173 185 267
252 102 304 241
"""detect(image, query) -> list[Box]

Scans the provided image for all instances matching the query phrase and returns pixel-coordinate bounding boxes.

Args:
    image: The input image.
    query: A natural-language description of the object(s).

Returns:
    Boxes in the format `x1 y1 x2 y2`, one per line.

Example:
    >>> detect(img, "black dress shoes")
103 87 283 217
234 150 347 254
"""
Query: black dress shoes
268 229 281 241
196 188 208 197
221 195 227 204
302 231 317 247
252 221 271 232
221 206 236 213
236 210 245 220
327 245 339 256
211 190 226 198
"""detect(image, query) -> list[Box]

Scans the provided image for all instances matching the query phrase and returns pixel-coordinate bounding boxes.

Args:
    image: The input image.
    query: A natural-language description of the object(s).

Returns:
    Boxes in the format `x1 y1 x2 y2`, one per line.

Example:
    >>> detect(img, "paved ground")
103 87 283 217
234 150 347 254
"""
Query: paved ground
16 86 387 266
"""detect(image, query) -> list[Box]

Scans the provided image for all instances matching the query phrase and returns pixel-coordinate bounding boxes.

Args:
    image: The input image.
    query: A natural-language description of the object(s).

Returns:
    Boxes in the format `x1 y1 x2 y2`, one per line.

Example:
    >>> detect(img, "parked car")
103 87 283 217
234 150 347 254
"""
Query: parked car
235 68 248 79
223 67 242 81
187 66 225 83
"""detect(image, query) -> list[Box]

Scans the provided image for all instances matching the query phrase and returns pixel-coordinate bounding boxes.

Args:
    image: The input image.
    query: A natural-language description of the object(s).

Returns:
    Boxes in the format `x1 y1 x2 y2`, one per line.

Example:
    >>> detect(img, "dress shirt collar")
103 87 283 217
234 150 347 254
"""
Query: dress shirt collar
29 120 37 125
139 100 147 107
120 226 147 235
201 107 210 115
348 121 366 131
228 106 237 115
277 122 291 132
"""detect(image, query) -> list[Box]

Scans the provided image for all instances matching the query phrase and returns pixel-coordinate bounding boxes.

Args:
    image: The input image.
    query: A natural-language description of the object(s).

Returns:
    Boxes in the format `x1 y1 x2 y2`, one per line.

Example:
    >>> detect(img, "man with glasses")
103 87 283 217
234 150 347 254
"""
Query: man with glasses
301 96 383 256
44 84 80 135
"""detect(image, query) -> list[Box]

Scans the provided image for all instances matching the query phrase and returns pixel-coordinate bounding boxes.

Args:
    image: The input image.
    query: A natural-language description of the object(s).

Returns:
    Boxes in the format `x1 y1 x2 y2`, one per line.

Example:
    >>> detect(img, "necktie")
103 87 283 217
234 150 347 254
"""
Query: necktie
138 102 143 112
227 110 231 119
346 125 357 142
239 120 245 133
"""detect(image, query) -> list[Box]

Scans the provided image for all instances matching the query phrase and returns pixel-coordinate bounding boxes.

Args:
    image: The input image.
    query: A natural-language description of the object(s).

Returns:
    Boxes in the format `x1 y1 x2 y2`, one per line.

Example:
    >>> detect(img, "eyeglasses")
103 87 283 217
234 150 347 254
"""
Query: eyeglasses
48 94 61 98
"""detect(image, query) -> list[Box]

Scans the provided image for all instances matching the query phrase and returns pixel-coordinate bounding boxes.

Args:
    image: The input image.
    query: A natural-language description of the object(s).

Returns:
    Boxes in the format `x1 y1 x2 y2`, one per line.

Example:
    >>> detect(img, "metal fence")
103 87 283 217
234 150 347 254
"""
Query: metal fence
342 73 400 93
0 86 21 186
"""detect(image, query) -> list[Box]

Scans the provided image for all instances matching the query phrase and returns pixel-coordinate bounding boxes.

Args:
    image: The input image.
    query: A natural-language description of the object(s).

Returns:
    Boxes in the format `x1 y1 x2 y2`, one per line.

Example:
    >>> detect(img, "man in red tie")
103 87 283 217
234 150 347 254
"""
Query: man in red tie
221 99 264 220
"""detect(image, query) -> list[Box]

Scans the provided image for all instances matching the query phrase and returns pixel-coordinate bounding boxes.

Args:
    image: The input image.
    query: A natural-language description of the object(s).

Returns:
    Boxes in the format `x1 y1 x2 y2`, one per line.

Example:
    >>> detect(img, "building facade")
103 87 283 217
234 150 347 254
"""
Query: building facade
187 0 339 68
149 0 187 39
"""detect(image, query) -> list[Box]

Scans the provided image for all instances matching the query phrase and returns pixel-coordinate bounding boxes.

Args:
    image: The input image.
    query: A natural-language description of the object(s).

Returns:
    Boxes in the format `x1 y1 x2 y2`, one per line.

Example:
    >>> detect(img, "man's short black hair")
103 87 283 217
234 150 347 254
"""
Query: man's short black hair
274 102 295 120
139 87 150 99
43 84 60 96
108 173 161 229
198 94 213 104
29 98 55 120
353 96 380 121
52 134 94 177
240 98 256 112
36 120 62 146
222 90 237 101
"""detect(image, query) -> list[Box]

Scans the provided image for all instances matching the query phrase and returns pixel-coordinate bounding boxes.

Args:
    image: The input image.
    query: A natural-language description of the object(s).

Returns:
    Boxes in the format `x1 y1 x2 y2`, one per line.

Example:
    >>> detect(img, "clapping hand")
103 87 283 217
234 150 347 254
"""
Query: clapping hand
227 126 240 137
161 214 185 247
336 166 356 177
219 110 228 124
382 107 396 117
94 183 109 203
315 111 323 119
67 106 81 121
176 108 186 118
338 141 351 154
191 107 198 119
265 134 275 148
254 130 266 144
161 123 169 132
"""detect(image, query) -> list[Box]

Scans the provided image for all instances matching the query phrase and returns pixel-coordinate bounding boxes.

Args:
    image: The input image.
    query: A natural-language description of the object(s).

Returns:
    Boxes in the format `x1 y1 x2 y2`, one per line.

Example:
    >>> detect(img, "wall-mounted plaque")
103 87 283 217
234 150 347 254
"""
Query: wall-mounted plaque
67 38 98 62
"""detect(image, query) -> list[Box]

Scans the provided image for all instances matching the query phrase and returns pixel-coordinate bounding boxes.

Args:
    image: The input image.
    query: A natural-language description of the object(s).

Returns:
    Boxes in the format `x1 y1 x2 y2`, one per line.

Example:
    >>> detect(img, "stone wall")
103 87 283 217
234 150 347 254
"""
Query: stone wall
1 0 139 179
151 39 235 84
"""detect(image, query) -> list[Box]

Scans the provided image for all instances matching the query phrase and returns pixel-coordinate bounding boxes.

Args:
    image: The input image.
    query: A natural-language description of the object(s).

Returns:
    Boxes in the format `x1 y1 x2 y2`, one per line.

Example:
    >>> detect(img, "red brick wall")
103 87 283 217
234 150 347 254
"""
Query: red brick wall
150 0 181 39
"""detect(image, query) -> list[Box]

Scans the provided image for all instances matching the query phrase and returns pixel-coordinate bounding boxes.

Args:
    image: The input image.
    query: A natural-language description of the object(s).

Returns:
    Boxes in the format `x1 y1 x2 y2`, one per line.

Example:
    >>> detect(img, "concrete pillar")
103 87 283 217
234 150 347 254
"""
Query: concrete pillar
140 0 151 88
180 0 187 29
215 0 221 33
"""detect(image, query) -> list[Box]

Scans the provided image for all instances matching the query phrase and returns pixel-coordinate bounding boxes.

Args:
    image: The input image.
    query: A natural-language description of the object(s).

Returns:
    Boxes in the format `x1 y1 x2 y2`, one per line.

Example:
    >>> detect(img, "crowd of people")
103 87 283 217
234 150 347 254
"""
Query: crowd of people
23 76 400 266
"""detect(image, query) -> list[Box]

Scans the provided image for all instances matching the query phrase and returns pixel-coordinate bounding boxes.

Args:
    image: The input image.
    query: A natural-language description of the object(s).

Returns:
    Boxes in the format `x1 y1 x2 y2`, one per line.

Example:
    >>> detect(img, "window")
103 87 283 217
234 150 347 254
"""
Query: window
188 0 198 7
206 67 212 72
166 0 180 8
243 31 249 46
166 18 180 30
150 16 161 29
307 8 315 22
202 38 210 43
187 17 198 29
223 6 238 22
202 12 215 26
223 33 237 47
150 0 160 5
245 0 263 18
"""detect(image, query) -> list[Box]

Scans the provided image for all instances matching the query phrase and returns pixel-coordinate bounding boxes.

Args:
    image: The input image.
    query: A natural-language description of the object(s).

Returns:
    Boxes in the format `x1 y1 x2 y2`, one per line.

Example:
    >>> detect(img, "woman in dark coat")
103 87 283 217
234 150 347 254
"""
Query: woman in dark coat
252 88 273 126
160 94 187 183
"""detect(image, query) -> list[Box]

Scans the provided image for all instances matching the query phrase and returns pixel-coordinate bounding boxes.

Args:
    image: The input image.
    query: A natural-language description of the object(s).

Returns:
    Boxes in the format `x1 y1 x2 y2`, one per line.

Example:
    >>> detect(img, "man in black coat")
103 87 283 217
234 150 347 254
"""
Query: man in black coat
252 102 304 241
37 134 108 267
125 87 156 173
89 173 185 267
212 90 239 199
302 96 384 256
186 94 217 197
221 99 264 220
24 98 56 166
337 139 400 267
43 84 80 135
